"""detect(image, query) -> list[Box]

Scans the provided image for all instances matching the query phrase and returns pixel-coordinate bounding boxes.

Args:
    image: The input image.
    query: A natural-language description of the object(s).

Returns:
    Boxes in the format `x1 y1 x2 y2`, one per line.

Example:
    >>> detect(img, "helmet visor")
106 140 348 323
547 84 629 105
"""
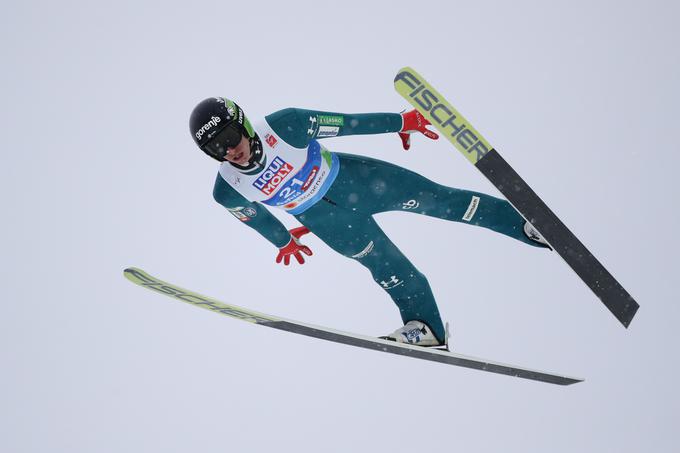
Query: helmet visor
201 123 243 160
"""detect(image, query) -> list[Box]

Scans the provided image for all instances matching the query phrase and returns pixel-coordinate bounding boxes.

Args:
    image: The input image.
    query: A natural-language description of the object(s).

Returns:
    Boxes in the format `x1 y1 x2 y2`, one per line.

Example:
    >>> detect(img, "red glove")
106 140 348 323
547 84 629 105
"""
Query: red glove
398 109 439 150
276 226 313 266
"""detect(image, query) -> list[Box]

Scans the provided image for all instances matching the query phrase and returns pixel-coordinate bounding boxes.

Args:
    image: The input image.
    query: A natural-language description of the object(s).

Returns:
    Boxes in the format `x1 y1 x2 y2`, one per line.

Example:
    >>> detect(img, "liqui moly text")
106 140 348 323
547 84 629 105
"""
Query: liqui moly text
253 157 294 195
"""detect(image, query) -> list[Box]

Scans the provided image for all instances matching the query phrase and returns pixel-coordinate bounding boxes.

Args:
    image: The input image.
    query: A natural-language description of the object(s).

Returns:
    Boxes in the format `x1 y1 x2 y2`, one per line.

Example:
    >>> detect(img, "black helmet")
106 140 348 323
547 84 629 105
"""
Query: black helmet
189 97 255 161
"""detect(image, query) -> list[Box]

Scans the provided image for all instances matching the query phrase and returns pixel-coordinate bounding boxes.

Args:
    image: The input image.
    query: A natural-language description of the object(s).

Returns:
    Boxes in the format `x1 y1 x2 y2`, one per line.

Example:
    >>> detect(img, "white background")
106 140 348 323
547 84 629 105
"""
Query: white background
3 1 679 451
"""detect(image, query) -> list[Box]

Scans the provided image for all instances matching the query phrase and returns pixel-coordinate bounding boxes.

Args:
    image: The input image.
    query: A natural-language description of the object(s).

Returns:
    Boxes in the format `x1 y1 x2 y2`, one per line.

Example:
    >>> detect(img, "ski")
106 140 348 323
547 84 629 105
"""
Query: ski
394 67 639 328
124 267 582 386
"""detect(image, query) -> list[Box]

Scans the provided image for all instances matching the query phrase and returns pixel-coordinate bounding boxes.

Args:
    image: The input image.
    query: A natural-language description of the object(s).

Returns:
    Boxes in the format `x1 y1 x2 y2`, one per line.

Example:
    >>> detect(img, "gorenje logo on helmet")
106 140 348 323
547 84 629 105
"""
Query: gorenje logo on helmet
195 116 221 141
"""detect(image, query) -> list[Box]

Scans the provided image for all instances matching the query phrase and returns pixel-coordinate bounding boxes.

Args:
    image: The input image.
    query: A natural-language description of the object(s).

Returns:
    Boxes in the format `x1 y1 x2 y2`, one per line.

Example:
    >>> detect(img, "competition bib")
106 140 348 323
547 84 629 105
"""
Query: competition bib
218 118 339 214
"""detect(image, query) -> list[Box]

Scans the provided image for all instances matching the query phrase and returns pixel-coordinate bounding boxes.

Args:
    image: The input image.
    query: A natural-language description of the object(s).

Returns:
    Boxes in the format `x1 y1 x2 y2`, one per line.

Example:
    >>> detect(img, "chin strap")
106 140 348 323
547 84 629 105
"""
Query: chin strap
247 135 264 167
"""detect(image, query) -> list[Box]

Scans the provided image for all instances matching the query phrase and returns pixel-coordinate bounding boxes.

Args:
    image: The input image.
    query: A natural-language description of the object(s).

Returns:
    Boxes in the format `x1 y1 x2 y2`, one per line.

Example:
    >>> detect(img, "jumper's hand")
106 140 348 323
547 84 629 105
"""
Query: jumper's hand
398 109 439 150
276 227 313 266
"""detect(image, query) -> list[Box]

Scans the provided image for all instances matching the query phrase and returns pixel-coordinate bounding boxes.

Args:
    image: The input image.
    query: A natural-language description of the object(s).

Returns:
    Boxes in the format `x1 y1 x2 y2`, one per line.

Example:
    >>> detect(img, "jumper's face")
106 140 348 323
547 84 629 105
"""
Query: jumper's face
224 134 251 165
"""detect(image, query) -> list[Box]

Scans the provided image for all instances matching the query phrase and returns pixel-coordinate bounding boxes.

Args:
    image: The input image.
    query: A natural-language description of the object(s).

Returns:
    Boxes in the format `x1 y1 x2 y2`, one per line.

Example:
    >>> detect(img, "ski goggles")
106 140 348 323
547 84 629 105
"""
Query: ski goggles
201 122 243 160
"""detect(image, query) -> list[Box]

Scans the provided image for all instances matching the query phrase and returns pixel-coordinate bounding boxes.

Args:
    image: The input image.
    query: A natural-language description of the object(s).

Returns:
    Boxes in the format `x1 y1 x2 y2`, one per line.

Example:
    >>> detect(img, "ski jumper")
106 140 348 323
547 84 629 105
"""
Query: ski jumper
212 108 546 342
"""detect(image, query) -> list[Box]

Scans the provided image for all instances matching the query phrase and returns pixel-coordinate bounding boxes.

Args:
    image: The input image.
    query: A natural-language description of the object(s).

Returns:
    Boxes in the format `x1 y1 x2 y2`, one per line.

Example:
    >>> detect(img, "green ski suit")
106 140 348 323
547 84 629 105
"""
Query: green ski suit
212 108 546 342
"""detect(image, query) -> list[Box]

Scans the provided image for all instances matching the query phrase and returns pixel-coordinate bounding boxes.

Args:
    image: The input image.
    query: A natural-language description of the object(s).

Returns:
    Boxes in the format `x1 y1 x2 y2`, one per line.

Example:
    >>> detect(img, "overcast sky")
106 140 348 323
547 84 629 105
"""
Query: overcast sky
2 1 679 452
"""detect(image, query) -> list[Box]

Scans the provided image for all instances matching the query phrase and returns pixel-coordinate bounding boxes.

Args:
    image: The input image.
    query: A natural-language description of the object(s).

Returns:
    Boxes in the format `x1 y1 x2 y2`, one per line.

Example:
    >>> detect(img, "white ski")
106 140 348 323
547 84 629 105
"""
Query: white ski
124 267 583 385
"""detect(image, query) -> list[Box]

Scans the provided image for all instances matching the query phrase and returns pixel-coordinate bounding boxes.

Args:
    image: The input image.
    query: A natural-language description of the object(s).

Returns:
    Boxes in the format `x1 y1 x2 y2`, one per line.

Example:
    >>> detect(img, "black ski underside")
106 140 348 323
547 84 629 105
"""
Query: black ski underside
263 320 582 385
475 149 639 327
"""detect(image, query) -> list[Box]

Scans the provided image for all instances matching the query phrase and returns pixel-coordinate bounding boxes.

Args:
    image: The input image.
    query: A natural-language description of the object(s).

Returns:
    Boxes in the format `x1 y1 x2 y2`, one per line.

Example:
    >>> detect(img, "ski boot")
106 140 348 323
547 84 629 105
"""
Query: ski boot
380 320 449 350
523 221 552 250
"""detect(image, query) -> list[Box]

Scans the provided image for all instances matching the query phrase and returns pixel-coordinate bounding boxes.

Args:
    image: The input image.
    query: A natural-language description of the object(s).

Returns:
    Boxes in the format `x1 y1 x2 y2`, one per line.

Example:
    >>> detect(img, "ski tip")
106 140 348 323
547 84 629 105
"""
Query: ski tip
123 267 147 283
394 66 417 83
